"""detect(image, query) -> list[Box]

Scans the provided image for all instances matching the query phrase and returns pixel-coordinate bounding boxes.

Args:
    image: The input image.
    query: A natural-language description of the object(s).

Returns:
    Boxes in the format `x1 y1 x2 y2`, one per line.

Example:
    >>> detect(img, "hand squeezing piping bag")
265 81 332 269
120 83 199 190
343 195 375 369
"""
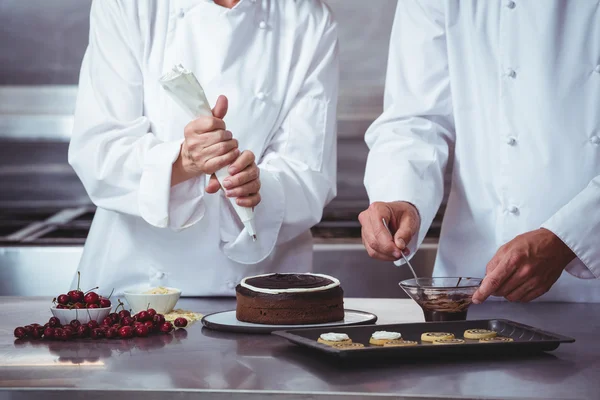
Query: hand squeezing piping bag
159 64 257 241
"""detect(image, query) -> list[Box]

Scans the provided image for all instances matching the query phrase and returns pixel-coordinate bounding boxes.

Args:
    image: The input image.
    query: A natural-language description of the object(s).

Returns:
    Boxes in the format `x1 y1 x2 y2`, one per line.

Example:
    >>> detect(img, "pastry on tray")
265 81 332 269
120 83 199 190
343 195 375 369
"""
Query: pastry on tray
421 332 455 342
464 329 497 339
236 273 344 325
317 333 352 346
369 331 402 346
383 340 419 347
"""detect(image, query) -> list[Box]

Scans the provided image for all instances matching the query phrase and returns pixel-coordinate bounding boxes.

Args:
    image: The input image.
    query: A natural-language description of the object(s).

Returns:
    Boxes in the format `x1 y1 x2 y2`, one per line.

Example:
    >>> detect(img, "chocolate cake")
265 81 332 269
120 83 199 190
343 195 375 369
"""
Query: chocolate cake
235 273 344 325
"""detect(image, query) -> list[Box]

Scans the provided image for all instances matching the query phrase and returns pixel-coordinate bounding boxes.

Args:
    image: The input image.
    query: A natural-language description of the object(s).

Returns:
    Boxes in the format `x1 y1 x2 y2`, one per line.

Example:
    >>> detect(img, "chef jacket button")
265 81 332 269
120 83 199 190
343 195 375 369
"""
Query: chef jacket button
507 206 519 214
506 136 517 145
227 282 235 290
594 65 600 74
505 68 516 78
256 91 266 101
259 21 267 29
177 9 185 18
591 136 600 145
505 0 516 9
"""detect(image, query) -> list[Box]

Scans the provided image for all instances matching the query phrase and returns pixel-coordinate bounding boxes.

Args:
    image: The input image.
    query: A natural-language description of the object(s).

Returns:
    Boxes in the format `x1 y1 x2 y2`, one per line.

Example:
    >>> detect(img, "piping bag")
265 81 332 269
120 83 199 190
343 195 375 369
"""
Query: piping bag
159 64 257 241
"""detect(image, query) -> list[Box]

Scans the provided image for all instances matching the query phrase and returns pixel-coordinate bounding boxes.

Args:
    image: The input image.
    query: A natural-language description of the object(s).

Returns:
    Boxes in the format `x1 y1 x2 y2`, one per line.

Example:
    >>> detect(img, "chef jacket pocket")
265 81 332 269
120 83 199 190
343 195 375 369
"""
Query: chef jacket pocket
284 97 329 172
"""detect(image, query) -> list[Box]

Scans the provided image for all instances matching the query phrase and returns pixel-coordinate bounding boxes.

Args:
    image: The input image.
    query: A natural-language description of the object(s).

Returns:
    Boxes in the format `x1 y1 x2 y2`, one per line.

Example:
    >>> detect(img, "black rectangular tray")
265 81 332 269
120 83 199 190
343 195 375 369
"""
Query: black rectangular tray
272 319 575 360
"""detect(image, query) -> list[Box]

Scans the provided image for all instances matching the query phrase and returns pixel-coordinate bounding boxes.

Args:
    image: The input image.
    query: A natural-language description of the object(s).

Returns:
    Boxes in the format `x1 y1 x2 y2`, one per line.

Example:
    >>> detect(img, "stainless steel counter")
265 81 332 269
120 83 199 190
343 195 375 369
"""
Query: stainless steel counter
1 297 598 400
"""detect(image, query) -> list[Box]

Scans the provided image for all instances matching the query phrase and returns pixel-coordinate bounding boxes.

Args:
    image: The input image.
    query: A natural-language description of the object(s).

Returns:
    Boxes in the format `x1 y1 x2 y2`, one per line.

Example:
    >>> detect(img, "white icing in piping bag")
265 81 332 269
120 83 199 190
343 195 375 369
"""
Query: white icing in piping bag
159 64 257 241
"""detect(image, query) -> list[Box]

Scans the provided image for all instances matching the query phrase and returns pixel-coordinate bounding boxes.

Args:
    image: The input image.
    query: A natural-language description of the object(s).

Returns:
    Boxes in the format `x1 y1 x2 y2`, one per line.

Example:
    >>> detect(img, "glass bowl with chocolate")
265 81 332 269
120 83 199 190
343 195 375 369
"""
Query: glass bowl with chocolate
400 277 483 322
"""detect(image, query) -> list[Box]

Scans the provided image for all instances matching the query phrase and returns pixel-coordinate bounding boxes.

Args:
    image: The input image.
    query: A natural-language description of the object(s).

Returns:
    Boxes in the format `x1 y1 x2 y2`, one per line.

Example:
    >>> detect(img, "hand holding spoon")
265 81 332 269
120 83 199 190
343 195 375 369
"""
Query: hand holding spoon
382 218 420 284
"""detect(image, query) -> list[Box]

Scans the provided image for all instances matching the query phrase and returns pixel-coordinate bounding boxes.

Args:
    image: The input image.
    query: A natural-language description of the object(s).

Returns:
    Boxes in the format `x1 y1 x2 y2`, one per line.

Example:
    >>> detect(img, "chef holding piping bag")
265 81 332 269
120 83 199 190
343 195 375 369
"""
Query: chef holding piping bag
360 1 600 302
69 0 338 296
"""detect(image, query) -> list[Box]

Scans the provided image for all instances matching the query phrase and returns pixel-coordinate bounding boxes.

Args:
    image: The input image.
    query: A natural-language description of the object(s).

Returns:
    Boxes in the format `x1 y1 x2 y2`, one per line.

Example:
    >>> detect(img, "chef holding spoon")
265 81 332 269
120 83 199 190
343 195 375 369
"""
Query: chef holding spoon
360 1 600 303
68 0 338 296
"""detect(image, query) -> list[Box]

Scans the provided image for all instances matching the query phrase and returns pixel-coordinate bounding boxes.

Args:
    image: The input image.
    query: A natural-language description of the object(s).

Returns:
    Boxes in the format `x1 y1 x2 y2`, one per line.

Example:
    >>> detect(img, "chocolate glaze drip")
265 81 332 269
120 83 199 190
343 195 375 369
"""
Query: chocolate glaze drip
245 273 335 290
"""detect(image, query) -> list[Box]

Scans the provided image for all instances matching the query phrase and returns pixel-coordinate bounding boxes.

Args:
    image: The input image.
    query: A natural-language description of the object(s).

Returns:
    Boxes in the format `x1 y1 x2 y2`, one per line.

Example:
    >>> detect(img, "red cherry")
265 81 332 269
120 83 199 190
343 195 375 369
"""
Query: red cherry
57 294 70 305
30 323 41 328
118 326 134 339
14 327 27 339
84 292 100 305
76 325 90 338
102 317 113 326
135 325 149 337
56 304 66 309
87 320 99 330
69 320 81 329
90 328 105 340
153 314 166 326
121 316 135 326
147 309 157 318
68 290 84 303
73 302 86 309
108 313 120 324
48 317 61 327
23 325 34 335
143 320 155 333
54 328 68 341
43 327 55 339
118 310 131 319
136 311 149 322
63 326 75 338
174 317 188 328
105 327 119 339
88 304 99 309
159 322 174 334
99 298 111 308
112 323 122 330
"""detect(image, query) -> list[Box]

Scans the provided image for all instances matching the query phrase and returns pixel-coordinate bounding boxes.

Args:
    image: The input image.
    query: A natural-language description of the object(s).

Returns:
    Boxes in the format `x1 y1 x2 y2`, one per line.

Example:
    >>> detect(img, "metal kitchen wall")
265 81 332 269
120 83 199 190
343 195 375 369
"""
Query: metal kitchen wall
0 0 397 131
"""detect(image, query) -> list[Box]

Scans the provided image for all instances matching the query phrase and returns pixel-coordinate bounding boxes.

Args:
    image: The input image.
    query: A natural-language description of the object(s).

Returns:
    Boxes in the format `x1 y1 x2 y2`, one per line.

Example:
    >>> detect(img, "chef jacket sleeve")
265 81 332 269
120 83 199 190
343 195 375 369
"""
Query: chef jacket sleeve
68 0 206 230
363 0 455 263
542 175 600 279
220 12 338 264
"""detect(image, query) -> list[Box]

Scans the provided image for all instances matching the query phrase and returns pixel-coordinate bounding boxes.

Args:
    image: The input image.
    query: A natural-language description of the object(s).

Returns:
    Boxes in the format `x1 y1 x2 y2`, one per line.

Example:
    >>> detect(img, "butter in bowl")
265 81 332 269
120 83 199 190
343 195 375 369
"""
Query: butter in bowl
123 286 181 315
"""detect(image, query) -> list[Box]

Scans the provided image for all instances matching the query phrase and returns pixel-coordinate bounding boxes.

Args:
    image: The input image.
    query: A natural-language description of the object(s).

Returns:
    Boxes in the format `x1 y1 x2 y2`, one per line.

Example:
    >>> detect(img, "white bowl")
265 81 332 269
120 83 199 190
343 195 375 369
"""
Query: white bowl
123 287 181 314
50 306 112 325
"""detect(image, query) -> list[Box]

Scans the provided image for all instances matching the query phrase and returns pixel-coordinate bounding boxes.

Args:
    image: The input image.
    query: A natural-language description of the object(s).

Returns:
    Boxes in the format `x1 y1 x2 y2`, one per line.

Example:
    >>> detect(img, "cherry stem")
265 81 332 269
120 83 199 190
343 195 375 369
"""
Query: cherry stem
146 303 150 311
105 287 115 300
52 297 57 304
84 286 99 294
115 299 125 313
76 271 81 292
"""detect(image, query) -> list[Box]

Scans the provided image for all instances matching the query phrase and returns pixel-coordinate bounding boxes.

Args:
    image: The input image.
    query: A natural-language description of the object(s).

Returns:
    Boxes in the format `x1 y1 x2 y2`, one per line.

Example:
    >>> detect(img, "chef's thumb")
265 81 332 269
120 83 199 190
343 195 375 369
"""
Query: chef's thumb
212 95 228 119
394 214 418 251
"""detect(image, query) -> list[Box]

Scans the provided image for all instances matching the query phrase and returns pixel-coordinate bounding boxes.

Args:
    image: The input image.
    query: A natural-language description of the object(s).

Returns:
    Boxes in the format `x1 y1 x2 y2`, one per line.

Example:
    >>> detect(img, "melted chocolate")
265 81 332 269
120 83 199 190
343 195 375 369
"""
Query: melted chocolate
244 273 335 290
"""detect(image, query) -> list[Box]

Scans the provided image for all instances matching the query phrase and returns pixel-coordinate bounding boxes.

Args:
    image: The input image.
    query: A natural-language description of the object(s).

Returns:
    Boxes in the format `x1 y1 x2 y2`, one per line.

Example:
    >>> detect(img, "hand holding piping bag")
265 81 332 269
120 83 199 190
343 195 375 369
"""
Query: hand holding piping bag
160 64 259 241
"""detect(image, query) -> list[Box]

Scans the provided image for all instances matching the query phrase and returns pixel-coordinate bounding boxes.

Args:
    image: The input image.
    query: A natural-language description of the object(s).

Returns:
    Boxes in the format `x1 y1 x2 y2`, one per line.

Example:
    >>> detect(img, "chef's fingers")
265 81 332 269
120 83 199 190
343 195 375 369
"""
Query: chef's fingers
225 178 261 198
360 234 397 261
393 210 419 252
504 279 536 302
203 149 240 175
472 257 517 304
205 174 221 194
361 208 402 259
222 163 259 189
228 150 255 175
212 95 228 120
201 139 239 159
520 287 548 303
492 267 526 297
186 117 226 135
236 193 261 208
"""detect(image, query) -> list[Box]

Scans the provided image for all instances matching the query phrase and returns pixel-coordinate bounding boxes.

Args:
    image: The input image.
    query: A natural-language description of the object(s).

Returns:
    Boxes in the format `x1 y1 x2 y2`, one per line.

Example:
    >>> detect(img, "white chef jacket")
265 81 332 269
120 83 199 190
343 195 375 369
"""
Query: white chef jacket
69 0 338 296
365 0 600 302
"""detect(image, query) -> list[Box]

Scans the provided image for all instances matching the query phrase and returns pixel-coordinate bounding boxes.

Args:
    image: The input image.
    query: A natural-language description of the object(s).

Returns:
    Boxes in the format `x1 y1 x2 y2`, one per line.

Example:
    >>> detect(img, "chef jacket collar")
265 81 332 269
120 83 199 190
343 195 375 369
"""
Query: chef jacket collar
175 0 254 18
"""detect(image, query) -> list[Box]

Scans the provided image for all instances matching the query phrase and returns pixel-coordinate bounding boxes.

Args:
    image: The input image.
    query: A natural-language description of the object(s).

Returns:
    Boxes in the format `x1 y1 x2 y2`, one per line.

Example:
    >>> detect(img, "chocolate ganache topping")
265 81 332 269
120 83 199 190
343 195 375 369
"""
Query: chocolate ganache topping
241 273 340 294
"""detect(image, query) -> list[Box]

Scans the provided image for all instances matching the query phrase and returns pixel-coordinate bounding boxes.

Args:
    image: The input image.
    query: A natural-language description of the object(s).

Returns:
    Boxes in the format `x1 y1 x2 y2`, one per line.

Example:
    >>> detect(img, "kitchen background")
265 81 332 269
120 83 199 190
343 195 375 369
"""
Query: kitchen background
0 0 449 297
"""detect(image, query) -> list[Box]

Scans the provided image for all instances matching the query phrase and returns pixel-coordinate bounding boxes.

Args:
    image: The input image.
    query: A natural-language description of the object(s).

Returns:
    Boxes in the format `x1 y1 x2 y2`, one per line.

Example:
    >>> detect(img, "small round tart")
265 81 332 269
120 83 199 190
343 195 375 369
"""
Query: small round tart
369 331 402 346
479 336 514 343
433 338 466 345
332 343 364 350
421 332 455 342
383 340 419 347
317 333 352 346
464 329 497 340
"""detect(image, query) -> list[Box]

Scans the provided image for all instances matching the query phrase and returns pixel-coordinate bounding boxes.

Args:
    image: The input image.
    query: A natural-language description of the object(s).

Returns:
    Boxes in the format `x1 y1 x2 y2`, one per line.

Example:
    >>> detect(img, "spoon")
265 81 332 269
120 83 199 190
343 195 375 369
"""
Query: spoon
381 218 420 284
